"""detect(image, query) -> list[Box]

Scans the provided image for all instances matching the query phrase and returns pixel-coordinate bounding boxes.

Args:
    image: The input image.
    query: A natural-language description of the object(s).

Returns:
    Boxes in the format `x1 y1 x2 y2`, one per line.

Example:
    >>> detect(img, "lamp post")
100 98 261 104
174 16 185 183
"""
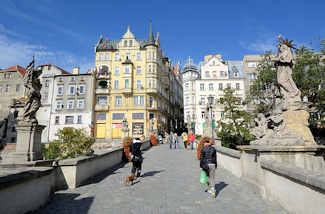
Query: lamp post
208 95 214 143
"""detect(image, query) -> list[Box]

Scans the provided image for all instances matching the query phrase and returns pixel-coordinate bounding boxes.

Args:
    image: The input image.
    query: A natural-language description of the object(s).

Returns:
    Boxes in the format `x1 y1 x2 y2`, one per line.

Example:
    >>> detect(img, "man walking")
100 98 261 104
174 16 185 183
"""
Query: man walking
189 133 195 150
174 132 178 149
200 139 217 197
169 131 174 149
182 132 188 149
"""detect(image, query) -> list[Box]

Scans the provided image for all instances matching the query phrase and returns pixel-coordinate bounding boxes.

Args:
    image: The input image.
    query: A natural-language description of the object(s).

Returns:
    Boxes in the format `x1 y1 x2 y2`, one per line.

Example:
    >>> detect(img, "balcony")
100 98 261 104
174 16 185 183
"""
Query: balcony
96 88 109 94
147 88 158 94
122 88 132 94
95 104 109 111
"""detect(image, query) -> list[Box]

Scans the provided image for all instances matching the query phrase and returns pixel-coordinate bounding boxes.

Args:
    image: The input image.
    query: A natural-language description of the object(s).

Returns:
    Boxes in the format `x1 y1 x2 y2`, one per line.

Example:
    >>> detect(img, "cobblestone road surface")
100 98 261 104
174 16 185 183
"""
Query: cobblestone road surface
36 142 287 214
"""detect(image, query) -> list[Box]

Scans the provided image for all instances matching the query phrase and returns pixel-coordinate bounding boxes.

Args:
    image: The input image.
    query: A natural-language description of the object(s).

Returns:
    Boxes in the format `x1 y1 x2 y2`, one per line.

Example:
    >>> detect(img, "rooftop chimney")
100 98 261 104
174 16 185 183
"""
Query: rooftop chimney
73 67 80 75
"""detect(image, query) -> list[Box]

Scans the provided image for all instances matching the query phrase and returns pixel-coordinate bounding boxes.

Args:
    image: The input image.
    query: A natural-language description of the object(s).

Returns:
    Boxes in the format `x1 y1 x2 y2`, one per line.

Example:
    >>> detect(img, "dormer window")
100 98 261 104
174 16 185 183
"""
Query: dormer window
129 40 133 47
124 40 127 47
234 72 239 77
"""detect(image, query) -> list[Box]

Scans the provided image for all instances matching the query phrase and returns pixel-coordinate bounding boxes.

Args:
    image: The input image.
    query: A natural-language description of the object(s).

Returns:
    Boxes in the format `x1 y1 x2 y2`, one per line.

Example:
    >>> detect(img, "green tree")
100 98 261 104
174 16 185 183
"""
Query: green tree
217 88 255 149
43 127 95 160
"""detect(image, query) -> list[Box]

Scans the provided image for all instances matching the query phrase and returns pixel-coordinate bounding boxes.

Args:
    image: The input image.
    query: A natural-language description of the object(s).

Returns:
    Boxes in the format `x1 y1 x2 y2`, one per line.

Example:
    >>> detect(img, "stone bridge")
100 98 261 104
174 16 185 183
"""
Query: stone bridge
36 143 286 214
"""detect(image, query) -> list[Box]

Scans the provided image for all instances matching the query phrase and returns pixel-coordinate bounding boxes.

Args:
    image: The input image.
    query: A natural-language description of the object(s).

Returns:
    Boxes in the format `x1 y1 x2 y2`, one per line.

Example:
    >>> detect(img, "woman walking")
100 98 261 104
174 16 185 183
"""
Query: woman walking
125 135 144 185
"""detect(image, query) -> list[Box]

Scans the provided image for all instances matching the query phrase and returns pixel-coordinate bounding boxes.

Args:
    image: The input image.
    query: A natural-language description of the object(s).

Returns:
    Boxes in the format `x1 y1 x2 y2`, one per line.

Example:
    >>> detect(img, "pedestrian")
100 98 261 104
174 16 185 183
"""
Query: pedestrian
200 139 217 197
125 135 144 186
189 133 195 150
174 132 178 149
169 131 174 149
182 132 188 149
165 132 169 144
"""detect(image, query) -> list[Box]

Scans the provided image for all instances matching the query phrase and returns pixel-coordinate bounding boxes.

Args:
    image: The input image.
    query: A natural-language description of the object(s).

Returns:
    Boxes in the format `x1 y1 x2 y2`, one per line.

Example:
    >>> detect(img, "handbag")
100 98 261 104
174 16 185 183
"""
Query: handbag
200 170 208 184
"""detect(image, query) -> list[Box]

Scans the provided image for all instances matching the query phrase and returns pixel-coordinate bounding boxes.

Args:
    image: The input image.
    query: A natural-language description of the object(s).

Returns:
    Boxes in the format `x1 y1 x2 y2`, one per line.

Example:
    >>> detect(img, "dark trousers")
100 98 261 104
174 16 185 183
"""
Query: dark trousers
183 141 187 149
131 160 142 176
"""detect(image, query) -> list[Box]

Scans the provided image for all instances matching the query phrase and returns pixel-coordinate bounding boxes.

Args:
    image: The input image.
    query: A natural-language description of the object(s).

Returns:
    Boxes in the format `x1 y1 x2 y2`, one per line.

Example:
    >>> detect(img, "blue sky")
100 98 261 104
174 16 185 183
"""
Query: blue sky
0 0 324 72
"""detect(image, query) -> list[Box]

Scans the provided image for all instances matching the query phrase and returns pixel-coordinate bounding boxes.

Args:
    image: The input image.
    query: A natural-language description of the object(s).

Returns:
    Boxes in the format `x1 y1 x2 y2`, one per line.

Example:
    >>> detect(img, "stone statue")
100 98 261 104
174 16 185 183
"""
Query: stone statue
22 59 43 123
251 36 315 146
275 36 301 109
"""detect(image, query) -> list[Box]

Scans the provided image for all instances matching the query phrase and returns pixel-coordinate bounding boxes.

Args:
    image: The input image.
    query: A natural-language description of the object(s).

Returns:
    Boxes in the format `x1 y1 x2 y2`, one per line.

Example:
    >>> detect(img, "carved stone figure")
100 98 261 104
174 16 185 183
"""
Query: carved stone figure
22 60 43 123
275 36 301 109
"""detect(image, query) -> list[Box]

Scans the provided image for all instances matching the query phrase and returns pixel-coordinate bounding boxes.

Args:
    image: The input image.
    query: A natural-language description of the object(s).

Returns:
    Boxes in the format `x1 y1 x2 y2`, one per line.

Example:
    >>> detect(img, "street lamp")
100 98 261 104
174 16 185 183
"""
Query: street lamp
208 95 214 143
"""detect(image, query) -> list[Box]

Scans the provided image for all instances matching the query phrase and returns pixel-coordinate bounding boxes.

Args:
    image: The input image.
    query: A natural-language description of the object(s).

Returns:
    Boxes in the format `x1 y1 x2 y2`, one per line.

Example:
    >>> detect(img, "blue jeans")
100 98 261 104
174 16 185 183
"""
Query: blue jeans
190 141 194 150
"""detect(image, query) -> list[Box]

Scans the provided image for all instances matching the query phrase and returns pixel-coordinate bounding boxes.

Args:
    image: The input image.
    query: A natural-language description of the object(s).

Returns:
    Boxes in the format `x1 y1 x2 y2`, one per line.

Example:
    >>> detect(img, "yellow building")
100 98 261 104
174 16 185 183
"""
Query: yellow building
94 24 183 140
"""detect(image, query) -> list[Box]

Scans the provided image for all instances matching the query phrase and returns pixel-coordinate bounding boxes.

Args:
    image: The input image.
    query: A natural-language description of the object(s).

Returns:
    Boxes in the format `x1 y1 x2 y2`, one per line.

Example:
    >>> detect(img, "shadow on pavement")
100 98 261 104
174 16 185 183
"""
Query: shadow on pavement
80 161 128 187
141 170 165 178
214 181 228 197
35 193 94 214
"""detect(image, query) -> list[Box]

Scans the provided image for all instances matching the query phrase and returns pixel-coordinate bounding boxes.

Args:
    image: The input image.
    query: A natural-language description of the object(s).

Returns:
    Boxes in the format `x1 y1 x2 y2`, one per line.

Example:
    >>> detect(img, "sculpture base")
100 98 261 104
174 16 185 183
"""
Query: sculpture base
2 121 45 163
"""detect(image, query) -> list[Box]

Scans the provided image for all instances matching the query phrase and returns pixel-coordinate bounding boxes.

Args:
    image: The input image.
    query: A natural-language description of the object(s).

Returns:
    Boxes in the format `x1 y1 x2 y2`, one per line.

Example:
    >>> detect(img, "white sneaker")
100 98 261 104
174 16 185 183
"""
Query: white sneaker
207 190 212 194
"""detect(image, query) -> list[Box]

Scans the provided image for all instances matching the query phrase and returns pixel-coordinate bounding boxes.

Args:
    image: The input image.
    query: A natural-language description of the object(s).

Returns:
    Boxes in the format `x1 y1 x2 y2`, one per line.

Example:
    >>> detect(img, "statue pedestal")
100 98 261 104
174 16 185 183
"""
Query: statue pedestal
3 121 45 163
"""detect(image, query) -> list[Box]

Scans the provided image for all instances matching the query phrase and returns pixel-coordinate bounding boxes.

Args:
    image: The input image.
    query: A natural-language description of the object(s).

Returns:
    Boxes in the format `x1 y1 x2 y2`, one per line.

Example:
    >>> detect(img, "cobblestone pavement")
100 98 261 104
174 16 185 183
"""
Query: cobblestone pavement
36 141 287 214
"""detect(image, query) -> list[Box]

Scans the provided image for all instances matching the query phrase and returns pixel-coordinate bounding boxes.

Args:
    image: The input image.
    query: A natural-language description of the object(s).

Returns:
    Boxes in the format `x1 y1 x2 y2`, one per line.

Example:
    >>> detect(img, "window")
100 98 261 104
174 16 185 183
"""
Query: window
153 64 156 72
71 77 76 82
137 52 141 61
5 84 10 92
98 54 104 61
148 65 152 72
69 86 75 95
56 101 63 110
153 80 156 88
218 83 223 90
115 66 120 75
105 53 109 60
134 96 144 105
221 112 225 118
78 100 85 109
205 71 210 77
124 40 128 47
125 79 129 89
96 112 106 120
67 100 74 109
136 66 141 74
97 96 107 105
115 53 120 61
200 83 204 91
45 80 49 87
65 116 74 124
236 83 240 89
249 73 257 80
115 96 122 106
148 80 151 88
125 65 130 73
132 113 144 119
227 83 231 89
114 80 119 89
200 97 205 105
16 84 20 92
136 80 141 90
79 85 85 94
129 40 133 47
113 113 125 120
57 86 63 95
201 111 205 119
77 115 82 124
149 96 154 107
186 96 190 105
234 72 239 77
209 83 213 91
247 62 257 68
55 116 60 125
4 73 12 79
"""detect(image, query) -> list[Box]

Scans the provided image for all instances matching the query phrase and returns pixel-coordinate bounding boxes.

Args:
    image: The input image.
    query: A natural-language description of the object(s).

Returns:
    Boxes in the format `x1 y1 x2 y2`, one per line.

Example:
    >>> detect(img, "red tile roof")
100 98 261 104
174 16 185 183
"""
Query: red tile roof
0 65 26 76
39 63 70 75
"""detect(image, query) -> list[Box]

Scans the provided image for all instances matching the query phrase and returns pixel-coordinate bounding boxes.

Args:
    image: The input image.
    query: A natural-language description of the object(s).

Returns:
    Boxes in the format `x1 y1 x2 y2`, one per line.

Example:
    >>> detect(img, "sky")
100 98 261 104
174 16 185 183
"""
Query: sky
0 0 324 73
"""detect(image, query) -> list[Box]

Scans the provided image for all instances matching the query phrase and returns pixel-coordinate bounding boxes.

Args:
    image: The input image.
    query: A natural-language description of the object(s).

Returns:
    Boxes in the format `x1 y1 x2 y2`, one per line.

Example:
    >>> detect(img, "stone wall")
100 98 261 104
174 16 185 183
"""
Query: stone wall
215 145 325 214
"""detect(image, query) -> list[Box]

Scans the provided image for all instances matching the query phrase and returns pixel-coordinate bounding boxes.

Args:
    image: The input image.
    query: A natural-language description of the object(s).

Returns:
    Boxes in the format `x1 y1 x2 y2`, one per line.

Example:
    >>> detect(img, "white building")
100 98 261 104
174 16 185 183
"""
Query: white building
182 54 246 135
49 68 95 141
37 63 70 143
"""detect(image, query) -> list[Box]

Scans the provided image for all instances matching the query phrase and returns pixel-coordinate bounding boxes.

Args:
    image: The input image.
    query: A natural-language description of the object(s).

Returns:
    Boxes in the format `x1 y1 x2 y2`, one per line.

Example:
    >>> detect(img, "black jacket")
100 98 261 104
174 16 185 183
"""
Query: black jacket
200 145 217 170
130 140 142 157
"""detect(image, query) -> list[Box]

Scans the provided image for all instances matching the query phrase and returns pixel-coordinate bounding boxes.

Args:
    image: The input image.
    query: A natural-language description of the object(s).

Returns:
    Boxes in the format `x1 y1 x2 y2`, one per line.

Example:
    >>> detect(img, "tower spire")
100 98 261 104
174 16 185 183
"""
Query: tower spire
149 21 154 42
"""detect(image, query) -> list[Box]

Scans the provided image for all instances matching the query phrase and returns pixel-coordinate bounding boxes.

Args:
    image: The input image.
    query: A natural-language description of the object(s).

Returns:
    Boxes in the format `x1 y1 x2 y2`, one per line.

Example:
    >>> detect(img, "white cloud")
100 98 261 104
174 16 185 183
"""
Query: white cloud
0 26 92 72
239 37 277 53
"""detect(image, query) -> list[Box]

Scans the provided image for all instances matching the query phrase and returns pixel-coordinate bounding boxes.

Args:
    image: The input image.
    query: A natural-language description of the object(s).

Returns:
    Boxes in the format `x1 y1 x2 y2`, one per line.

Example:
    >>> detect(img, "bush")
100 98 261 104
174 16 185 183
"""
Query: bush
43 127 95 160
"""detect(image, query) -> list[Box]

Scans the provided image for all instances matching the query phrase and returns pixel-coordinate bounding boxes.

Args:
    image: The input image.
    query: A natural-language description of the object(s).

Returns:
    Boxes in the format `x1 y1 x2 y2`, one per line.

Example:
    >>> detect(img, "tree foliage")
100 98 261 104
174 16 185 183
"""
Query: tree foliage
216 88 255 149
42 127 95 160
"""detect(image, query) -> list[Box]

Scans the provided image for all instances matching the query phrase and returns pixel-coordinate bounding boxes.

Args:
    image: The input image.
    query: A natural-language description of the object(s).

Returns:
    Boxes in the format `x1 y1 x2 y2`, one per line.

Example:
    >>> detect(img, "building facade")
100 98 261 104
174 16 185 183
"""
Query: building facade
49 69 94 141
182 54 246 135
94 25 183 140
